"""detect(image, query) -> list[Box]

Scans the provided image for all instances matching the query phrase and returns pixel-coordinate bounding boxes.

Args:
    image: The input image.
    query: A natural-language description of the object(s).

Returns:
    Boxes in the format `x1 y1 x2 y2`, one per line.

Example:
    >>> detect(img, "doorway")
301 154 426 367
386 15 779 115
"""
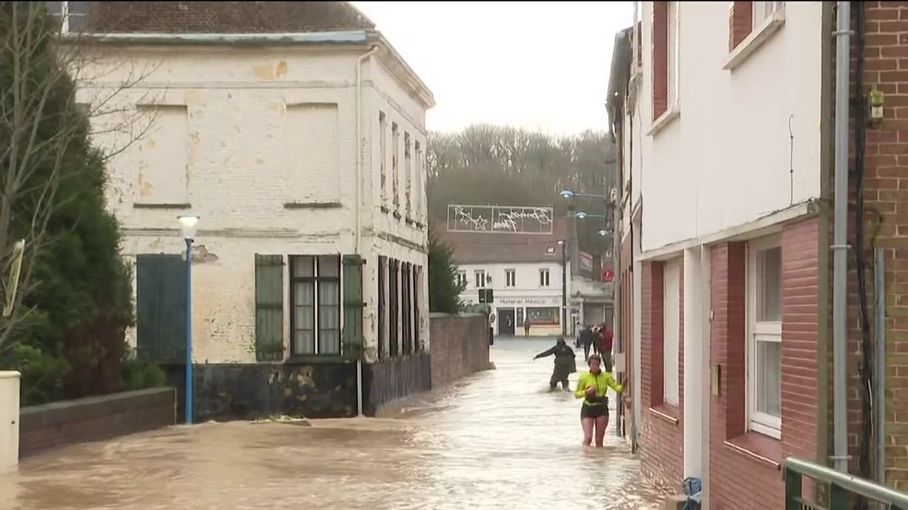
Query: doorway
498 308 515 336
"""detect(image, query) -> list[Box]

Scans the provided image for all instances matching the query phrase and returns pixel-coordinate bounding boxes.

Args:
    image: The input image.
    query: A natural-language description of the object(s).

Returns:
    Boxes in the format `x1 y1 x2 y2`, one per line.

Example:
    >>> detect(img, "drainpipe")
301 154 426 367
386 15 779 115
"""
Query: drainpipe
355 44 379 418
875 247 886 484
832 0 851 474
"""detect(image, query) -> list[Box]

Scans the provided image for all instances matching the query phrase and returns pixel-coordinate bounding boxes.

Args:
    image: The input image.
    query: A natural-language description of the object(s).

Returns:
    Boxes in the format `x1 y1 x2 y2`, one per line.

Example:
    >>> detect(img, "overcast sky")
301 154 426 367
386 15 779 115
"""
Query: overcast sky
352 1 634 137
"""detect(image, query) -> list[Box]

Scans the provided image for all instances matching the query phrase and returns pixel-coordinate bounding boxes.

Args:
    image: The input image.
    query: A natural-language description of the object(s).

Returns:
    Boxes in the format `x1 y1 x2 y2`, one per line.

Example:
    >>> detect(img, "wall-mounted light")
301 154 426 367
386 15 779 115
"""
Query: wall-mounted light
575 211 588 219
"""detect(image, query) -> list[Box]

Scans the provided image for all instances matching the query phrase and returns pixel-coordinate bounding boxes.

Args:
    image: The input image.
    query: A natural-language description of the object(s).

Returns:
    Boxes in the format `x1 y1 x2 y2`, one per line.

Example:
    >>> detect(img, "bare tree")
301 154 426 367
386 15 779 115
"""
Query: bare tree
0 2 160 353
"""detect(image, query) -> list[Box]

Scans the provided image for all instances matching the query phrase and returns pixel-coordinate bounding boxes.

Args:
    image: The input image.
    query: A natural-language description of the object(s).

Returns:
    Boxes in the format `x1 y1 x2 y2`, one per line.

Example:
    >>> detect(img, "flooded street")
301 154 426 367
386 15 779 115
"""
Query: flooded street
3 338 665 509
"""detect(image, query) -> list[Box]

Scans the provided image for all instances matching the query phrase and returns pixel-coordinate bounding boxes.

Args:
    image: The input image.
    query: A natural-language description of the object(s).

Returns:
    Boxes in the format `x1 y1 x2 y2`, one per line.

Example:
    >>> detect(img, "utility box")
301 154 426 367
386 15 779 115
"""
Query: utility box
0 371 20 473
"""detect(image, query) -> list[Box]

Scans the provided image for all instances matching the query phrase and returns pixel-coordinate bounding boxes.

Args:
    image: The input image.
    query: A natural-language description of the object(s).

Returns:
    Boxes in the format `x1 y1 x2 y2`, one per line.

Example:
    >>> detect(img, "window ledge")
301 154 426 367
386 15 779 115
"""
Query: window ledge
724 432 783 470
285 355 352 365
649 404 680 425
134 202 191 210
647 107 680 137
284 202 342 210
723 9 786 71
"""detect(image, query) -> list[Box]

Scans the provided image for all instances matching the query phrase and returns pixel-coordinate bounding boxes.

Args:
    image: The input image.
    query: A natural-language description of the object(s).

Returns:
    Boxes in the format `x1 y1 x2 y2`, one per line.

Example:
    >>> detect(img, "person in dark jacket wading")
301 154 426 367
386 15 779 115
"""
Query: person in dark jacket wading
533 337 577 391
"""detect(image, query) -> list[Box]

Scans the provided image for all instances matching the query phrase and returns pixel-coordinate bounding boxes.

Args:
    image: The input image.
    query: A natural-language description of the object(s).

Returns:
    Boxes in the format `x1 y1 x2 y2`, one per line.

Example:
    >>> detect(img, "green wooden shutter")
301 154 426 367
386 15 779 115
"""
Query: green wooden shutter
255 255 284 362
136 254 186 363
342 254 364 358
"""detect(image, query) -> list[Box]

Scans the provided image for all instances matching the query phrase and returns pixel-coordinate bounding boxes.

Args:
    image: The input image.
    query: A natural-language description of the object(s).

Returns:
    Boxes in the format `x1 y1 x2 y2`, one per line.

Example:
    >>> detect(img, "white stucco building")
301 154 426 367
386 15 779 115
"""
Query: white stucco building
438 215 569 337
69 1 435 418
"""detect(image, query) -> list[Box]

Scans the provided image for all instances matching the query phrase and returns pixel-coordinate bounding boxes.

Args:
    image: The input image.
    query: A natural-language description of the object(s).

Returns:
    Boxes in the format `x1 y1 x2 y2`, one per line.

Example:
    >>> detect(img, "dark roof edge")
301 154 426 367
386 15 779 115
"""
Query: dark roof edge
60 29 434 109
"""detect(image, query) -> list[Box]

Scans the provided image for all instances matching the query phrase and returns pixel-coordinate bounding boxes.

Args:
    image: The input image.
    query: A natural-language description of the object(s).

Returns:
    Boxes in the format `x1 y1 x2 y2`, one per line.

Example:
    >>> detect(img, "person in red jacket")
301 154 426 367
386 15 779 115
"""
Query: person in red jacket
598 323 614 372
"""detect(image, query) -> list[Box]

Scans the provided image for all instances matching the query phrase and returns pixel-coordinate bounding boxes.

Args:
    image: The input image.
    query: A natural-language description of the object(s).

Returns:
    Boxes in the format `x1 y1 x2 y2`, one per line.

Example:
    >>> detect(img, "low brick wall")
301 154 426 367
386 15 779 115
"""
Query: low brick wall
430 313 492 388
363 353 431 416
19 387 175 459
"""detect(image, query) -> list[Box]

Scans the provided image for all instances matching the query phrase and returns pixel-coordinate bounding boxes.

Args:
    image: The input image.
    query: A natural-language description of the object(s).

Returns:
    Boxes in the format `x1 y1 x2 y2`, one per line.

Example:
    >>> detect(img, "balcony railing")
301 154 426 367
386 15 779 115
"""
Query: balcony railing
784 457 908 510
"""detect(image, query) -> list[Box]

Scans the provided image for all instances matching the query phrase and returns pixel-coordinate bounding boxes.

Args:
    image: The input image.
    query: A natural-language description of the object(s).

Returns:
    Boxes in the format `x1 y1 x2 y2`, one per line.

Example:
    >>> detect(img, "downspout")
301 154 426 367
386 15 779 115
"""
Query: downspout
832 0 851 474
355 44 379 418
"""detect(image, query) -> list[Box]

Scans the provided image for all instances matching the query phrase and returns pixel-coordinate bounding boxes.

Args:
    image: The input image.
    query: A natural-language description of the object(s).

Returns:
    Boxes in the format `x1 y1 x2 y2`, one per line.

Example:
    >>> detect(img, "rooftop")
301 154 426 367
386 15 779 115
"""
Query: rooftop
434 218 569 265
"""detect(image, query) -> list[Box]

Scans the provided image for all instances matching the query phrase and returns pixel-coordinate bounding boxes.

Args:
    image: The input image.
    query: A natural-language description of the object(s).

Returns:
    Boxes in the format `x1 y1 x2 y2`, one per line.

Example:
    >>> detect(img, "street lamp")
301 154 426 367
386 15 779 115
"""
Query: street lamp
177 214 199 425
557 240 567 336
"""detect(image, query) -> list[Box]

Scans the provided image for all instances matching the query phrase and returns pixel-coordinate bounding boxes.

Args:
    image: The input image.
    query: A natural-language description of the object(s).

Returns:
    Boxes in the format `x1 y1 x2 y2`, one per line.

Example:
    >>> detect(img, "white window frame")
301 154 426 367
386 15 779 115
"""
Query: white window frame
505 269 516 287
539 269 550 288
45 1 88 33
456 270 467 289
475 270 486 289
379 112 387 206
662 257 682 407
747 235 783 439
752 1 784 30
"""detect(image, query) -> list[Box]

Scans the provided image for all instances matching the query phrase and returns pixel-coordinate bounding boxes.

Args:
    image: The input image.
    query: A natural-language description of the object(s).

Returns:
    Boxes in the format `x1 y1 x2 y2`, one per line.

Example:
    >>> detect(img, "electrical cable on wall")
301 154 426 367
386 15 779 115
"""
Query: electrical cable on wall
852 3 875 497
789 115 795 206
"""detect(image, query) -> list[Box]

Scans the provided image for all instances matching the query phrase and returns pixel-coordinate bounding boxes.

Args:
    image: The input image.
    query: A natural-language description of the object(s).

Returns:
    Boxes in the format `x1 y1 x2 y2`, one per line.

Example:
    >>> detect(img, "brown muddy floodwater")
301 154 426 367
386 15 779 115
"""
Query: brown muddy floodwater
2 338 665 509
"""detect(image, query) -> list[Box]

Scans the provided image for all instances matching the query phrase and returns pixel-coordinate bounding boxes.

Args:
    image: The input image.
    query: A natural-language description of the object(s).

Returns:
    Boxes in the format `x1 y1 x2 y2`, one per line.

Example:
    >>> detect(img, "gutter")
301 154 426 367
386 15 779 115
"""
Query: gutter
61 30 371 45
354 44 379 419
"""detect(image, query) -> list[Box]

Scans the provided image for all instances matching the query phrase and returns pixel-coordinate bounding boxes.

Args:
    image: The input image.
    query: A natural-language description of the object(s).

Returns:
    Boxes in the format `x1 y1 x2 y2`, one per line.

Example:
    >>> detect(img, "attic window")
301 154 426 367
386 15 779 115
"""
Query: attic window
45 1 88 33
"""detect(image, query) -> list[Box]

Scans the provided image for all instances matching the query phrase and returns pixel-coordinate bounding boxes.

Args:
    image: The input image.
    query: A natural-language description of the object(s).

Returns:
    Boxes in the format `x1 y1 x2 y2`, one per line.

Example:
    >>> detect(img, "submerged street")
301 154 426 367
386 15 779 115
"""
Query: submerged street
3 338 664 509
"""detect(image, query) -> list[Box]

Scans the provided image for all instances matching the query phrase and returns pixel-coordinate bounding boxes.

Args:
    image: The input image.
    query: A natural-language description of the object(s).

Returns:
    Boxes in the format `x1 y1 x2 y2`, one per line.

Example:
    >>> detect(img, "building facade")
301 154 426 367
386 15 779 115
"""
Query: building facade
611 1 908 506
66 1 435 419
439 218 569 337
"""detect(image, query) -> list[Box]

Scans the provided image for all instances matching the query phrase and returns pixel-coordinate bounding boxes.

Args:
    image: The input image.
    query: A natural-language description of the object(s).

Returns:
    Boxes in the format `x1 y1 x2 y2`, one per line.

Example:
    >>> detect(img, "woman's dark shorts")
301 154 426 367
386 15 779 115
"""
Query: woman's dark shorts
580 403 609 419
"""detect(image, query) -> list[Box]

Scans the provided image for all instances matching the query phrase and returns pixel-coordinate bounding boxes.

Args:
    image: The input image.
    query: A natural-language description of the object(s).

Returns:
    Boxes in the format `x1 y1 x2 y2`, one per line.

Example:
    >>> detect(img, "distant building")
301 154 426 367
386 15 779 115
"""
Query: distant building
65 1 435 419
439 218 568 337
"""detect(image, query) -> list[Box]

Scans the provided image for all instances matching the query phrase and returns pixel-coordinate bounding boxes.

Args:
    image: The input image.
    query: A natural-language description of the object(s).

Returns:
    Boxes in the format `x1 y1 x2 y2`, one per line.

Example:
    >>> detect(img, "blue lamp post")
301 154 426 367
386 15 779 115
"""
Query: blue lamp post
177 214 199 425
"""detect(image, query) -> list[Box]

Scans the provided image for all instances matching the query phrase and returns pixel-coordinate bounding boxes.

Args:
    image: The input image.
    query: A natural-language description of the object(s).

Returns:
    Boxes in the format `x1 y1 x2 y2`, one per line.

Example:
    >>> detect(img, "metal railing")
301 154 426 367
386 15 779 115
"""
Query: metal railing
784 457 908 510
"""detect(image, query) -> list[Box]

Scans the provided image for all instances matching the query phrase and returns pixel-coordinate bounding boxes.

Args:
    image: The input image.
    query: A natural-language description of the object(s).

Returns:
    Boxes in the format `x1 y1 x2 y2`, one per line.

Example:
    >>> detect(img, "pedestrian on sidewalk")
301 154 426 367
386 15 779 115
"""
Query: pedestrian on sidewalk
576 324 594 360
574 354 623 448
524 319 531 337
533 337 576 391
598 324 614 373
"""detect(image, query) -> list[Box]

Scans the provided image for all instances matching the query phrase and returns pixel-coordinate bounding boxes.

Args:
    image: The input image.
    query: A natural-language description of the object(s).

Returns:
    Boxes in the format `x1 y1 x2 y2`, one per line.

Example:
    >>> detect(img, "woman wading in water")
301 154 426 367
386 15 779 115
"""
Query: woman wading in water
574 354 623 447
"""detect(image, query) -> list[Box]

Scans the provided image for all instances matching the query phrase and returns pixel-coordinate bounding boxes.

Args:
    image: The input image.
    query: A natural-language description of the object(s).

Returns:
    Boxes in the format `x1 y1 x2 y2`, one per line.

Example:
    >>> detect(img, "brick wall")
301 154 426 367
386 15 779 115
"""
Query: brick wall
640 260 683 492
19 388 175 459
846 1 908 489
708 219 819 509
429 314 491 388
364 353 432 416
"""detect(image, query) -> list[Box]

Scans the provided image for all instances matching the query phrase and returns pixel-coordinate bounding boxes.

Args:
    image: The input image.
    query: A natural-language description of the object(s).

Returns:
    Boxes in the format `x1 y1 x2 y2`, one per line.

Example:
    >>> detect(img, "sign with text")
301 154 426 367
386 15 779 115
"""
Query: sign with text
446 205 554 234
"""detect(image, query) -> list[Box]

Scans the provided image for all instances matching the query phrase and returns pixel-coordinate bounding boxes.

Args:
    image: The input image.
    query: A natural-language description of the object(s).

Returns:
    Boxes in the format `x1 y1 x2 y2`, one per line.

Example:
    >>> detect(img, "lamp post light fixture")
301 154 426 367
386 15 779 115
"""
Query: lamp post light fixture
560 188 613 202
177 214 199 425
557 239 568 336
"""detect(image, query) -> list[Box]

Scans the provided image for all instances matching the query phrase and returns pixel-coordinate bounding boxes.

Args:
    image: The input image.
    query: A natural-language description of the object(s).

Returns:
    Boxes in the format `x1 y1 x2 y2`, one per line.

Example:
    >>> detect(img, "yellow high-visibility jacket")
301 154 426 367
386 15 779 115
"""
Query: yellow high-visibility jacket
574 370 623 406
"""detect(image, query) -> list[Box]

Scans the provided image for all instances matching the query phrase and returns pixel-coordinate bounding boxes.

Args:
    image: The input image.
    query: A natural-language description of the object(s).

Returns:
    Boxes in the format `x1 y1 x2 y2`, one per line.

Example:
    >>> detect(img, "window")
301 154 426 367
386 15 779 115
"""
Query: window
505 269 516 287
539 268 550 287
752 1 783 29
662 257 682 407
651 1 679 121
475 270 486 289
748 238 782 438
290 255 341 356
405 133 412 217
392 123 400 211
415 141 423 222
527 307 559 326
379 112 387 207
45 1 88 33
457 271 468 288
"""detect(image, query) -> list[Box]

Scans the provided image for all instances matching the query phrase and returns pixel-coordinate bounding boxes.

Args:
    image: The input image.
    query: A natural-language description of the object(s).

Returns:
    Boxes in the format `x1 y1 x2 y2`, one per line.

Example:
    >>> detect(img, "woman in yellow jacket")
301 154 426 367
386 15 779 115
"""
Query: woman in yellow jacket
574 353 623 447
